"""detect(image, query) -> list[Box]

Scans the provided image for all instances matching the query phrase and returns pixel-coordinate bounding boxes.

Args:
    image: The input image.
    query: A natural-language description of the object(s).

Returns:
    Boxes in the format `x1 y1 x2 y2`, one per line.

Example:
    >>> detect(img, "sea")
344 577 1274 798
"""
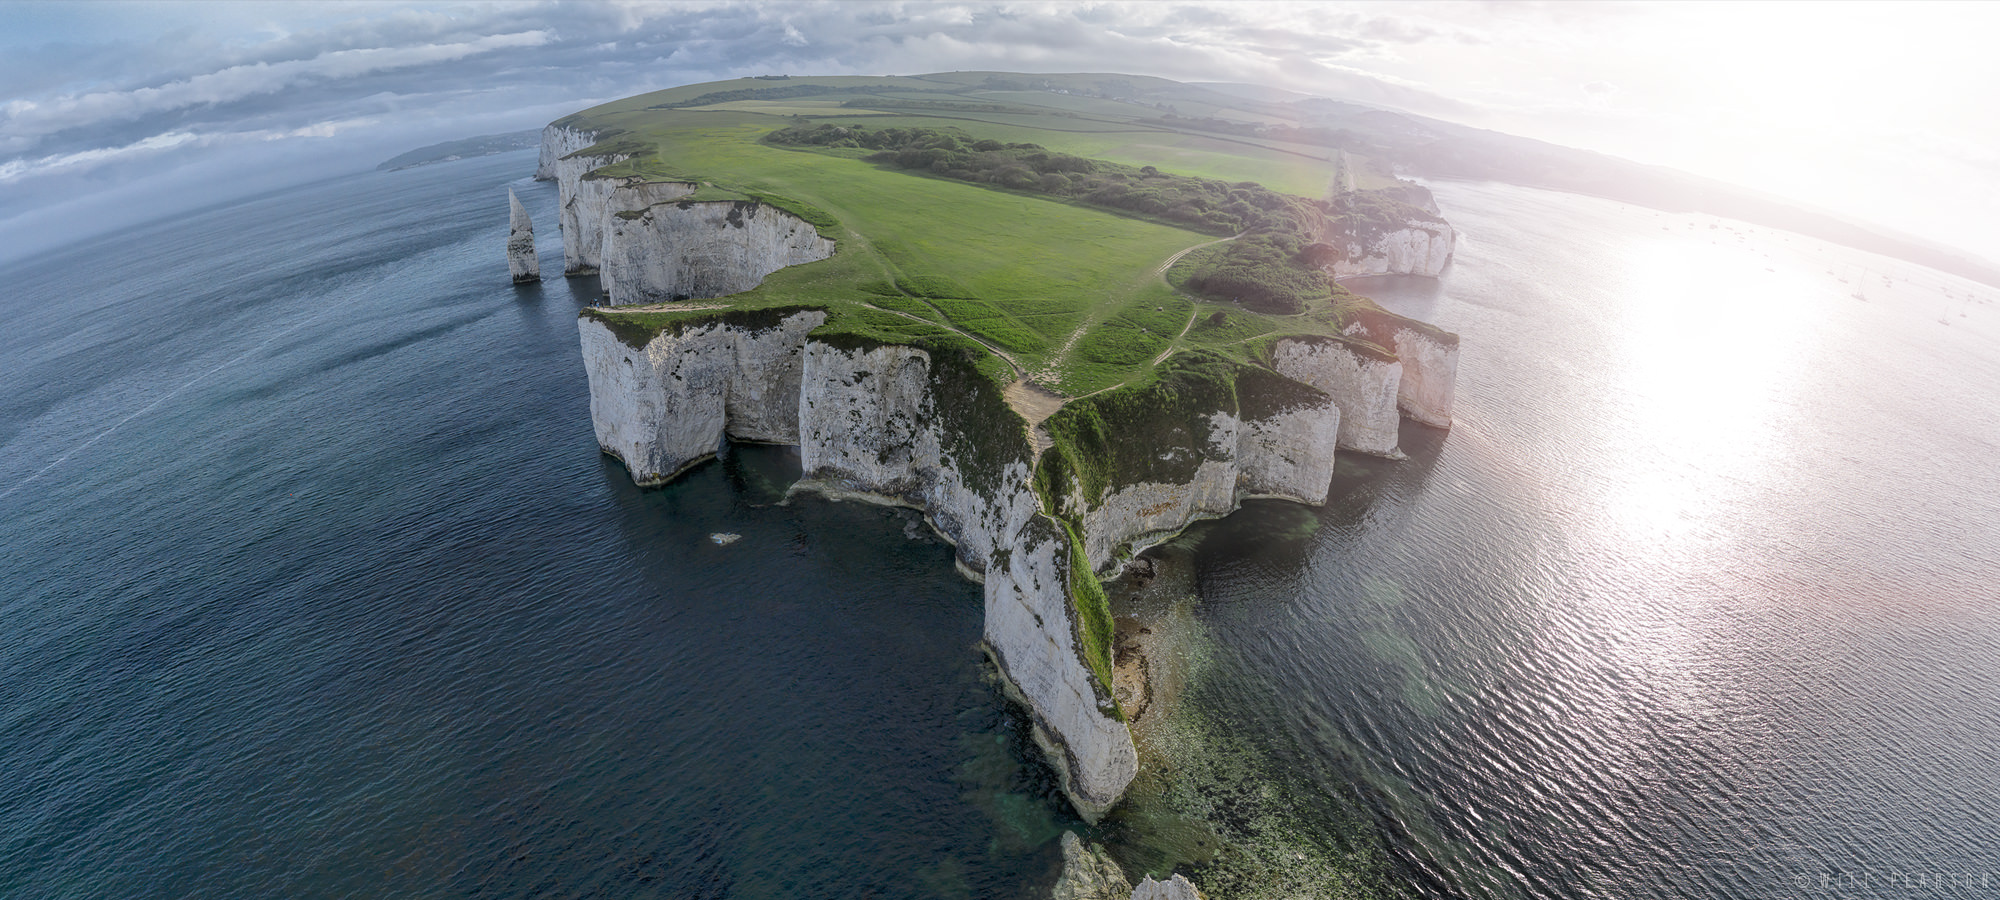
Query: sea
2 148 1995 899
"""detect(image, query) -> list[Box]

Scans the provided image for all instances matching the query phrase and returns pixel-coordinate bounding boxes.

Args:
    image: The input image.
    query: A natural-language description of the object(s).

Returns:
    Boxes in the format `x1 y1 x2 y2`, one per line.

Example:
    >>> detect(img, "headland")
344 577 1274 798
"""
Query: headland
537 71 1463 896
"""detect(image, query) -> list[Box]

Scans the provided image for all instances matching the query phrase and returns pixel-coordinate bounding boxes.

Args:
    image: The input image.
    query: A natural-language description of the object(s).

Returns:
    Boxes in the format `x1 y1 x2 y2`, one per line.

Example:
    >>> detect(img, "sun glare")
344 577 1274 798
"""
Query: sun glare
1595 224 1818 547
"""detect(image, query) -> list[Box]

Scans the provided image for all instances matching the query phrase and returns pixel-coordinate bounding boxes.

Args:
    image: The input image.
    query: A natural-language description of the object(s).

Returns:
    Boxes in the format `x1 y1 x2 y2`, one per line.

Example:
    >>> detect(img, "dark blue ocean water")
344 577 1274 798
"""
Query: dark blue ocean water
0 151 1071 899
5 151 1998 900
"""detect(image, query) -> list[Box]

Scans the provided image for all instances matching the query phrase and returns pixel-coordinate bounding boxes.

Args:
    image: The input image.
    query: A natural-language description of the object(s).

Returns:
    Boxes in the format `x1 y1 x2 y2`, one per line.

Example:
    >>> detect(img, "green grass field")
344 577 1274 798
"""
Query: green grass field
568 73 1435 711
568 73 1384 396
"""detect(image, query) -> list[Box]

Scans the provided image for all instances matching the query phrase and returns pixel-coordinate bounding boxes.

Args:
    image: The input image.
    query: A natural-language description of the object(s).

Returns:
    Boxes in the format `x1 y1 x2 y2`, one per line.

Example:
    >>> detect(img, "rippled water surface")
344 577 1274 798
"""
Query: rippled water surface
0 152 1069 899
1184 182 2000 899
4 156 1996 900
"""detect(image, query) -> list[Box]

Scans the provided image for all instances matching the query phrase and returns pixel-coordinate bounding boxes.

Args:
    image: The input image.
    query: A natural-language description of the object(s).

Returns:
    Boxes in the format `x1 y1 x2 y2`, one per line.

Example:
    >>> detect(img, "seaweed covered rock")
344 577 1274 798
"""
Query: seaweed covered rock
1053 832 1131 900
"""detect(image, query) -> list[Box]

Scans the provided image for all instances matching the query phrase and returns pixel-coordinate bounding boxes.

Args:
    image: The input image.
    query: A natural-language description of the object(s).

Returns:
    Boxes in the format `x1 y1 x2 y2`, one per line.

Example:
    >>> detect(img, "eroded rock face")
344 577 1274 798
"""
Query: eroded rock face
1237 401 1344 497
602 198 834 305
507 189 539 284
1066 411 1329 572
555 157 630 275
1055 395 1342 573
799 343 935 498
1074 457 1240 573
983 517 1137 821
539 124 634 276
1388 327 1457 427
1271 336 1404 458
577 311 825 484
1323 220 1456 278
1129 874 1204 900
540 121 834 294
1053 832 1131 900
797 342 1040 573
1343 312 1459 429
534 123 599 182
584 324 1136 817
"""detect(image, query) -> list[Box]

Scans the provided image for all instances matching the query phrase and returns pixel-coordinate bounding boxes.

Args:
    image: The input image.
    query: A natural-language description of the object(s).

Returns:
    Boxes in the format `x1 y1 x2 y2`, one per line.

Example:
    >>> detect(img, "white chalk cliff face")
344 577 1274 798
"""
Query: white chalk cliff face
551 119 1455 829
1271 337 1406 458
538 125 833 293
507 189 539 284
1323 218 1456 279
581 319 1137 819
1351 322 1456 428
1388 328 1457 428
536 123 631 275
1129 874 1204 900
578 311 825 484
1061 404 1340 572
601 198 835 305
534 123 599 182
982 517 1137 820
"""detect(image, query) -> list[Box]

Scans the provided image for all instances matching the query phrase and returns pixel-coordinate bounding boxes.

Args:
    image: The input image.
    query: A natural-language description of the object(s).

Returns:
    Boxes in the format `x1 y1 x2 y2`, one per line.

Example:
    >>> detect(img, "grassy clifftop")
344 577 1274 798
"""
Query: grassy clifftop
561 72 1446 396
564 73 1457 716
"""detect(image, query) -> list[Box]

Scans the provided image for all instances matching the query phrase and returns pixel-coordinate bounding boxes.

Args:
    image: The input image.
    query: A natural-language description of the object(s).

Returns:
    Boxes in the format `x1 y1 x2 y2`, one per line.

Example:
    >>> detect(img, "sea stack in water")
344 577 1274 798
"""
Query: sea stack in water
507 188 540 283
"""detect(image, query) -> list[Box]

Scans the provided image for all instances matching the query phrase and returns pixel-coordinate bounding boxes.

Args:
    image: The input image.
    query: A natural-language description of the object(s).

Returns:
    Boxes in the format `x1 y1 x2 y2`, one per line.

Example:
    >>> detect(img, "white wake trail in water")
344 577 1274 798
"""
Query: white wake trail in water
0 307 338 503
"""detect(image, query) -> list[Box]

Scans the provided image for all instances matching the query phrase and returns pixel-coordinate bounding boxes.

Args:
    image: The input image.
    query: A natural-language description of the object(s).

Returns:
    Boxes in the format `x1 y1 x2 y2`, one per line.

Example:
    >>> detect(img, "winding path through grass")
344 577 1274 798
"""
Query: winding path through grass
1038 233 1238 388
849 231 1239 455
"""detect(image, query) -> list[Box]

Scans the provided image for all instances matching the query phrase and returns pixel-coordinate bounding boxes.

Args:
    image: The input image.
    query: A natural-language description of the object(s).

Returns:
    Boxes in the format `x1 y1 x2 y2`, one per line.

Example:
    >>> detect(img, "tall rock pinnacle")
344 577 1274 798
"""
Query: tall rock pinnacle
507 188 540 284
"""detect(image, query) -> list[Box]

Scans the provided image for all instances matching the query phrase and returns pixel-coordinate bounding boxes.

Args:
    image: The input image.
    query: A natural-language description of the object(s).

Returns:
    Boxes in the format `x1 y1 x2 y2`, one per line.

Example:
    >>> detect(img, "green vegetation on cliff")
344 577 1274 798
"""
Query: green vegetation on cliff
562 74 1459 717
565 71 1447 396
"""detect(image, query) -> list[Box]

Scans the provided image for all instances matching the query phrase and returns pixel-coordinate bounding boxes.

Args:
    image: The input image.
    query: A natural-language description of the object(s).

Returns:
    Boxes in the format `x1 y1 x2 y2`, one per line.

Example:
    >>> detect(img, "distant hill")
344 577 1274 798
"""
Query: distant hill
1199 84 2000 290
376 131 539 171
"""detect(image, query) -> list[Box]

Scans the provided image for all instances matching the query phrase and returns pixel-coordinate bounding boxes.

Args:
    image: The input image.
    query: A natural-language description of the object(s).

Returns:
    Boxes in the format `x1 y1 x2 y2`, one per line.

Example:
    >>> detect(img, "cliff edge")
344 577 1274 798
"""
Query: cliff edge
536 89 1462 828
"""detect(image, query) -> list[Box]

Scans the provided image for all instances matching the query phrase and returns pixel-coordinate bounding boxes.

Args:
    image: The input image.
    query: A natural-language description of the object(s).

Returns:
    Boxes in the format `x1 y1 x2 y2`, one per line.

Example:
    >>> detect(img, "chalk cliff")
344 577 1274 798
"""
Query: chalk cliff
1129 874 1204 900
538 123 833 294
1387 328 1458 428
507 189 539 284
1327 221 1455 278
1270 336 1406 458
535 122 631 275
548 120 1457 829
1039 362 1343 572
581 316 1137 819
1346 308 1459 429
576 302 1431 820
601 197 835 305
534 123 601 182
579 309 825 485
1316 184 1456 278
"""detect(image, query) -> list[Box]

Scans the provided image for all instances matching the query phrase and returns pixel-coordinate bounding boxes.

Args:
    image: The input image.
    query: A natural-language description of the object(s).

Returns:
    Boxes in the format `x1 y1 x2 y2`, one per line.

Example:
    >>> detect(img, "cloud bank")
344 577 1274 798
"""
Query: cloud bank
1 1 1995 263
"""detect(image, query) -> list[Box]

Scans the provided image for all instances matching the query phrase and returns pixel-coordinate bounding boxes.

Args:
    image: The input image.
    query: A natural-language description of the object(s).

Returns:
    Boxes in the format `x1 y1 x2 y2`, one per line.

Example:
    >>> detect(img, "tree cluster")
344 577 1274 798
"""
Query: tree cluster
1179 234 1340 315
767 122 1426 315
768 123 1321 237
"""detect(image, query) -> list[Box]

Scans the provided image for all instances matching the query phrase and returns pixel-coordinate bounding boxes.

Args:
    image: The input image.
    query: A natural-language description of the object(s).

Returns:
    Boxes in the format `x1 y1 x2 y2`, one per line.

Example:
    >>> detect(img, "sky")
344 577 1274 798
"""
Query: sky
3 0 1997 265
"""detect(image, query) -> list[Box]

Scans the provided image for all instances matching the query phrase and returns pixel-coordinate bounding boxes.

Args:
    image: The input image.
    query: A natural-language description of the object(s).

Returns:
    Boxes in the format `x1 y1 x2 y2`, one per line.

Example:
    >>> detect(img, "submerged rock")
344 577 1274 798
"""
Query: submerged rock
1053 831 1130 900
507 188 540 283
1129 874 1204 900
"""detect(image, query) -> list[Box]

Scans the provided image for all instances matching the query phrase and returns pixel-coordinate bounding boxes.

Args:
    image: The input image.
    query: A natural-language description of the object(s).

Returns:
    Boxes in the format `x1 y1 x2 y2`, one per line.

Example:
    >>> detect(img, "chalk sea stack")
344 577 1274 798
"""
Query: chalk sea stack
507 188 539 283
